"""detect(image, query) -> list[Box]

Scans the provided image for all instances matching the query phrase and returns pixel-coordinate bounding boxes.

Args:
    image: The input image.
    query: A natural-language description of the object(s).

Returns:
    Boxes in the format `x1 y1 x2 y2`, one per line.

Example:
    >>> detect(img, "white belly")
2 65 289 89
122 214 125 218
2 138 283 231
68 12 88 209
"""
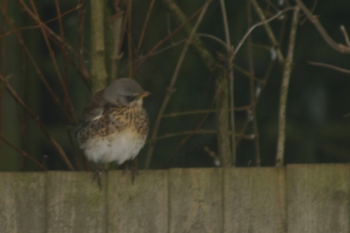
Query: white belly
81 130 147 165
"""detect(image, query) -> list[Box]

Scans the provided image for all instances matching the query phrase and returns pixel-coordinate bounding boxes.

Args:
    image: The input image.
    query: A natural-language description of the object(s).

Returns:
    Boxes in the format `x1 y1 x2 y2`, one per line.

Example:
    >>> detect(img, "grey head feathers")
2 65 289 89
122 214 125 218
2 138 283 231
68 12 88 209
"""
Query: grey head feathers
103 78 145 106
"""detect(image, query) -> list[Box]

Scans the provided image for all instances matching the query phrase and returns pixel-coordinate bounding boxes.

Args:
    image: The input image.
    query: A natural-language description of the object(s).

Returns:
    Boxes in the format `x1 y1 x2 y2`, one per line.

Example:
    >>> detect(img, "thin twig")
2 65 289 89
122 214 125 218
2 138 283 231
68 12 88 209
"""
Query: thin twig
120 39 186 75
308 61 350 74
276 6 300 166
54 0 64 37
0 134 48 171
15 1 81 59
0 2 6 163
220 0 235 167
134 4 204 72
247 0 261 166
234 6 294 56
250 0 285 63
198 33 228 49
204 146 220 166
1 8 75 123
77 0 91 88
163 106 250 118
145 0 212 169
236 61 275 149
340 25 350 46
19 0 77 123
136 0 156 55
0 74 74 170
160 0 239 168
295 0 350 54
127 0 133 78
54 0 71 113
0 4 81 39
154 130 254 141
233 64 258 80
161 47 243 169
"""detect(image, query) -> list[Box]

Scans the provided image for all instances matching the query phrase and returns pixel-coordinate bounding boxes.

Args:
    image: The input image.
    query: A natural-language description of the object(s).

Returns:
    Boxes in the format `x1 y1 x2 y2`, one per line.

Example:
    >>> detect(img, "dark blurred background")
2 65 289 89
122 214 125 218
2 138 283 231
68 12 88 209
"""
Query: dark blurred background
1 0 350 171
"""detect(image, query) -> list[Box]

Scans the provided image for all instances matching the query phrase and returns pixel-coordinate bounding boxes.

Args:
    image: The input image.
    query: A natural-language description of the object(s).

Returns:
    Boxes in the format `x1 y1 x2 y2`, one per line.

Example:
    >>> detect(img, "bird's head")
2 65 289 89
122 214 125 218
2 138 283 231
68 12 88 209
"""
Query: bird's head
103 78 150 107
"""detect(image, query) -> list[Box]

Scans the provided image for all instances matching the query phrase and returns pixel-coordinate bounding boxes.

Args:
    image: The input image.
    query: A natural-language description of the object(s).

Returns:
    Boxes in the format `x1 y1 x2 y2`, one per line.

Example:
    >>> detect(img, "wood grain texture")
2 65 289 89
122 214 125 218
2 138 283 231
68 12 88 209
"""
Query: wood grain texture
0 166 349 232
0 172 46 233
169 168 223 233
46 171 106 233
287 164 350 233
107 170 168 233
224 168 286 233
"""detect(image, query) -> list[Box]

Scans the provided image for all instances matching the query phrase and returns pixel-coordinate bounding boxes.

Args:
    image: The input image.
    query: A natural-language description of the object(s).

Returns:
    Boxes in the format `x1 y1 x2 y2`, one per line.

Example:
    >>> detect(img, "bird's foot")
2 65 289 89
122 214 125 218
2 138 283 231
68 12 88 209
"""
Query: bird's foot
93 168 108 190
131 165 139 184
122 159 139 184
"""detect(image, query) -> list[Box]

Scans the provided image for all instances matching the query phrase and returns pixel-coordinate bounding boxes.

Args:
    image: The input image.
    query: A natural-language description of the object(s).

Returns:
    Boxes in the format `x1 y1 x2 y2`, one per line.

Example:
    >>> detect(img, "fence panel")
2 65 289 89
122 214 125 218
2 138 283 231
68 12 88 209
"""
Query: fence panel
0 172 46 233
107 170 168 233
169 168 223 233
46 172 106 233
224 168 286 233
287 164 350 233
0 165 349 233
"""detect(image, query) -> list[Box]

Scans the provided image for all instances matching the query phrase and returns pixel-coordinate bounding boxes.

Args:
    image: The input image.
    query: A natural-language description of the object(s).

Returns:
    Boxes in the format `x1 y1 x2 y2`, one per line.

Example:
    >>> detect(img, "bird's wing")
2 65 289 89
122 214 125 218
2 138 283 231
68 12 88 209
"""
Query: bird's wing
74 90 106 137
80 90 106 122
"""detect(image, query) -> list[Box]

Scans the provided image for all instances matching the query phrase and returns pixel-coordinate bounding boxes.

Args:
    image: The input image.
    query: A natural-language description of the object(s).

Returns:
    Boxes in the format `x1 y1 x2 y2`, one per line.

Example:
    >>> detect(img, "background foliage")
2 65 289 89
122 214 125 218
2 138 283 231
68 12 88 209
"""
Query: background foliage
1 0 350 171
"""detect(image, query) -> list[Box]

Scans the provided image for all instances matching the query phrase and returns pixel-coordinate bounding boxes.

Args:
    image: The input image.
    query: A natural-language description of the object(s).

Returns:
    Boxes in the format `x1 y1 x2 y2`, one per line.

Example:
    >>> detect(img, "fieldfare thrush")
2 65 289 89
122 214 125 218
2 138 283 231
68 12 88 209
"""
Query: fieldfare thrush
75 78 150 186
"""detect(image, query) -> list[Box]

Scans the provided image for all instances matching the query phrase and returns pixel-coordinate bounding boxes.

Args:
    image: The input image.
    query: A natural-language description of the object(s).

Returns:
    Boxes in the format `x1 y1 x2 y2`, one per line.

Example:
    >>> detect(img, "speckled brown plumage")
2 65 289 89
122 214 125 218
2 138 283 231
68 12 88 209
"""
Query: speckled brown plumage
75 78 150 167
77 103 149 145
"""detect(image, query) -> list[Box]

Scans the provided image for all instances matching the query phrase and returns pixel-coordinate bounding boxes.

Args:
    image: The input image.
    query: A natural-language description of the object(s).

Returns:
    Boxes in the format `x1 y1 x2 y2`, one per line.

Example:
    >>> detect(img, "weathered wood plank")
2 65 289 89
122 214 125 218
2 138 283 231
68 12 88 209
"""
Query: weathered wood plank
224 168 286 233
0 172 46 233
287 164 350 233
46 171 106 233
107 170 168 233
169 168 223 233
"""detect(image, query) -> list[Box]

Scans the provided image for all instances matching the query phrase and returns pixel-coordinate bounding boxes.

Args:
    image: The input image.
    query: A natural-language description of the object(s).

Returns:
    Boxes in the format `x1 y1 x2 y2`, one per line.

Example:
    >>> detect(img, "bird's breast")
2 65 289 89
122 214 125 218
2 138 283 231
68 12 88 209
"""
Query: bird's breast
82 128 147 165
78 106 149 165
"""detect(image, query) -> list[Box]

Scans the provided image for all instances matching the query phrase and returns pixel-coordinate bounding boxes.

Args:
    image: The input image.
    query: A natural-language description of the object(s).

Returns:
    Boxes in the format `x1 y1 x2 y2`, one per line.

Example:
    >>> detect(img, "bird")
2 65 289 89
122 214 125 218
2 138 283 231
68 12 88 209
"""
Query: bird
75 78 150 187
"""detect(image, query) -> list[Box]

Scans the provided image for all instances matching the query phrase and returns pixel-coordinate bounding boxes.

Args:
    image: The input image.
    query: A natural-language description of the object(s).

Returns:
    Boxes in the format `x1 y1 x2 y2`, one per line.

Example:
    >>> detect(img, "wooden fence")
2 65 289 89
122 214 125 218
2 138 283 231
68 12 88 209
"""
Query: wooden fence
0 164 349 233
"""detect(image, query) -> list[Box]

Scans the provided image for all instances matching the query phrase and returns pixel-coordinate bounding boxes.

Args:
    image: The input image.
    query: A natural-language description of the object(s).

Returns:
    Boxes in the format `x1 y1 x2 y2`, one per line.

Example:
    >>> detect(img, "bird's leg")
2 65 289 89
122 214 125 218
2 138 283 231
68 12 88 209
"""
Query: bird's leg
131 158 139 184
122 159 139 184
92 164 108 190
122 161 130 174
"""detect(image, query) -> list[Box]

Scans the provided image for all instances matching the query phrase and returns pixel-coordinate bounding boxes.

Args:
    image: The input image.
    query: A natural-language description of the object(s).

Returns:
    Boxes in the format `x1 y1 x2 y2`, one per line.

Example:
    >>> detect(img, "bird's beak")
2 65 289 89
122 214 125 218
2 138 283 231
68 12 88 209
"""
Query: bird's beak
139 91 151 98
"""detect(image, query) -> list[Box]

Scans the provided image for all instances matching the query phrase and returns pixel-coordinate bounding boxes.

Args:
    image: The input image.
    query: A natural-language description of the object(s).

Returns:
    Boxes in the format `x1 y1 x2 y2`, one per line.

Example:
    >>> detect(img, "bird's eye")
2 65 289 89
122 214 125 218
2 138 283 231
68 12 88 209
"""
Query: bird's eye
125 96 136 102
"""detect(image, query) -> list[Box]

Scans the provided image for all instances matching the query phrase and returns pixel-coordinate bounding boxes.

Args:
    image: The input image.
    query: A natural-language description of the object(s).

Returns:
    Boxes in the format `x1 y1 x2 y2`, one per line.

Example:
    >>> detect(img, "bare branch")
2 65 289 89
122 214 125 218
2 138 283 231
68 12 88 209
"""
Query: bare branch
127 0 133 78
340 25 350 47
247 0 261 166
162 0 217 73
77 0 92 87
250 0 285 63
110 12 124 82
18 0 77 123
154 130 255 141
136 0 156 54
198 33 227 49
308 61 350 74
276 6 300 167
90 0 108 92
134 5 204 72
1 8 75 123
162 106 250 118
295 0 350 54
0 134 48 171
220 0 235 167
0 74 74 170
145 0 212 169
235 7 294 56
